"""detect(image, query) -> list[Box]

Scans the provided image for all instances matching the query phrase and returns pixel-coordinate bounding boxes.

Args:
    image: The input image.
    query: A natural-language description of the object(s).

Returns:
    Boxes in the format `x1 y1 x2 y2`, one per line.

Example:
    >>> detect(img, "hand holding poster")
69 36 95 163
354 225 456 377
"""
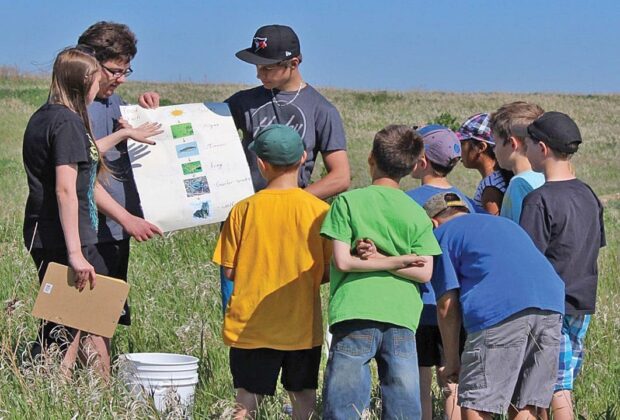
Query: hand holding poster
120 103 254 232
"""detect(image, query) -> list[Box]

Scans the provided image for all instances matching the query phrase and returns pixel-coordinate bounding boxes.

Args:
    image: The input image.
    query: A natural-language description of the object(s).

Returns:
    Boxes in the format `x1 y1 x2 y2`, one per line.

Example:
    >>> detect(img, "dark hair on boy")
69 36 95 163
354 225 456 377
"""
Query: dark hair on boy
468 139 514 184
372 125 424 179
490 102 545 145
429 159 459 177
78 21 137 63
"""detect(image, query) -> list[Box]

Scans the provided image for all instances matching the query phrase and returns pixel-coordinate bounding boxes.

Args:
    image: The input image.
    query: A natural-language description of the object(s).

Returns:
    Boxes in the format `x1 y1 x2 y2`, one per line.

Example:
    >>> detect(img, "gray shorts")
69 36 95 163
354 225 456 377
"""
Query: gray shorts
458 308 562 414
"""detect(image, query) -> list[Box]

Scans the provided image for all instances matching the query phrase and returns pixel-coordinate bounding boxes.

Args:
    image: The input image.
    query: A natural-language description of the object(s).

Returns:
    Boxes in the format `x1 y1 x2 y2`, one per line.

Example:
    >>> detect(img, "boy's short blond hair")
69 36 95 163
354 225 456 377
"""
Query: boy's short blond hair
490 102 544 145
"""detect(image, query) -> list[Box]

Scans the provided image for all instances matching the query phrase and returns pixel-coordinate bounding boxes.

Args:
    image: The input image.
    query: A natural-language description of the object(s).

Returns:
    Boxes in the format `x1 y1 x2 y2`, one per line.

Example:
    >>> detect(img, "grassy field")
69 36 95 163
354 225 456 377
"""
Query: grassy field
1 71 618 419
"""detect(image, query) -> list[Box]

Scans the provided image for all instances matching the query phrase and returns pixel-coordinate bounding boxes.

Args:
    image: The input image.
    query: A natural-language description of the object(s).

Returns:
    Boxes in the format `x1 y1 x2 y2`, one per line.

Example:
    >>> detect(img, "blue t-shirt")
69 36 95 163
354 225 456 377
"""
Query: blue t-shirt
406 184 476 326
431 213 565 333
500 170 545 223
88 94 143 242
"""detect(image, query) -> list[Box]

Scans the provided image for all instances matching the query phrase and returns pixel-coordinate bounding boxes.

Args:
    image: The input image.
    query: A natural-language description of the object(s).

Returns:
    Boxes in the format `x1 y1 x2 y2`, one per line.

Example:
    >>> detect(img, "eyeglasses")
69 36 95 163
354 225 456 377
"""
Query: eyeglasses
101 63 133 79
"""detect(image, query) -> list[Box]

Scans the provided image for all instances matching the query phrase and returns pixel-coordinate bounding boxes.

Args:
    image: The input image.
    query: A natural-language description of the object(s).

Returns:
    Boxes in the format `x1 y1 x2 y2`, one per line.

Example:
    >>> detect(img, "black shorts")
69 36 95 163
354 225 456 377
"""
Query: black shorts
94 239 131 325
30 244 108 351
229 346 322 395
416 325 467 367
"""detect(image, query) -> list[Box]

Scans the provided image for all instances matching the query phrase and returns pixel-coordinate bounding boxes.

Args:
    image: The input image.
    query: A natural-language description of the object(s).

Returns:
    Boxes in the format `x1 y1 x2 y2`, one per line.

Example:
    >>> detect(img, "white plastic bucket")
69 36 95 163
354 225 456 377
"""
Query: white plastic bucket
120 353 199 414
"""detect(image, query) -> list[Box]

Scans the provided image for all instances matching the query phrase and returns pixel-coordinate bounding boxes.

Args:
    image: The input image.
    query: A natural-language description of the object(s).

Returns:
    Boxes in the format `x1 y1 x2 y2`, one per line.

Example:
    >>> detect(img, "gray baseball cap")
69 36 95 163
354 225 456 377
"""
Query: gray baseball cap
417 125 461 167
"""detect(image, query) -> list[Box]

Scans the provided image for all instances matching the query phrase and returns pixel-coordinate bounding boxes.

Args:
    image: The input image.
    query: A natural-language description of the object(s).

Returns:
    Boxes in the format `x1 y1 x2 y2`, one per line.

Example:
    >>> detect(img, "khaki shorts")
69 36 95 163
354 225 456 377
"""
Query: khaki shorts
458 308 562 414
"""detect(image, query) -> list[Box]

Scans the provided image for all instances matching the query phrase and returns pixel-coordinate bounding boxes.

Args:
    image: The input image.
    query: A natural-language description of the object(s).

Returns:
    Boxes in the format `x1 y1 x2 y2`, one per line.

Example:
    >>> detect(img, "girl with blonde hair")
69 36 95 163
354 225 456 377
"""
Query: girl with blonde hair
23 47 161 377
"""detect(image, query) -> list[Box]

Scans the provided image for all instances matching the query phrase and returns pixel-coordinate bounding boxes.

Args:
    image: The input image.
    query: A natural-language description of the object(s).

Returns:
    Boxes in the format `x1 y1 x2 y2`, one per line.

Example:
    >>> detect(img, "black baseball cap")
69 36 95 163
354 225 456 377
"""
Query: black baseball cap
527 111 582 153
235 24 300 65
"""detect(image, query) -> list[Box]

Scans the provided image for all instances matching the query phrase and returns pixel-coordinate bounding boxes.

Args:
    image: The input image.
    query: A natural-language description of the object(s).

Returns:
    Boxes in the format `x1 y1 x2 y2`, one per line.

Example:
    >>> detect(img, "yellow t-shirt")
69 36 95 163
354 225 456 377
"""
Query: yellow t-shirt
212 188 331 350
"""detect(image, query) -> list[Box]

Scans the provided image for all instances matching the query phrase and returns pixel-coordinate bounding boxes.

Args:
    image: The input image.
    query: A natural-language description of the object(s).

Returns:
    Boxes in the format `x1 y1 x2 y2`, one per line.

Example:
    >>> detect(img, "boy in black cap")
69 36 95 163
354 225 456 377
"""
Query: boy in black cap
220 24 351 311
226 24 349 198
520 112 605 420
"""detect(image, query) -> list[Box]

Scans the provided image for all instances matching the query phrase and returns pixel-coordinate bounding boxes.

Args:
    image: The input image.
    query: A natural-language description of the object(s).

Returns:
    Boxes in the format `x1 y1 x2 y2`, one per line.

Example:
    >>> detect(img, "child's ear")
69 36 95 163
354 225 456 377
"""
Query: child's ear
539 141 550 158
257 156 267 172
431 218 439 228
509 136 520 151
299 151 308 165
418 155 428 169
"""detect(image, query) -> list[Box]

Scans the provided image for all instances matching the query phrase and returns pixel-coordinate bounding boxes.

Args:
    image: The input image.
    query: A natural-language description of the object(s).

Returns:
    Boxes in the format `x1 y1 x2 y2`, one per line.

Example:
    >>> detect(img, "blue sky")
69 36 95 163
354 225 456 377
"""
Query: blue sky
1 0 618 93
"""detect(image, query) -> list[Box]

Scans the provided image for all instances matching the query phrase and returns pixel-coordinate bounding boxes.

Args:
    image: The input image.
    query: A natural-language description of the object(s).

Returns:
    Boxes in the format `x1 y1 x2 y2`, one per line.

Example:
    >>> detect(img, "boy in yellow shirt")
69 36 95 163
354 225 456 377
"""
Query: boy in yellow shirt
213 124 331 419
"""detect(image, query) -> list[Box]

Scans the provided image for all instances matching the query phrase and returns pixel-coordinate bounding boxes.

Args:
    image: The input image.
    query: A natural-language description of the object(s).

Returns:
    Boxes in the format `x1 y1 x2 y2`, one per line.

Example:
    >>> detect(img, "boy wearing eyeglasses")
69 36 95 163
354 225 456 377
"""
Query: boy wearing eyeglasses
77 21 163 327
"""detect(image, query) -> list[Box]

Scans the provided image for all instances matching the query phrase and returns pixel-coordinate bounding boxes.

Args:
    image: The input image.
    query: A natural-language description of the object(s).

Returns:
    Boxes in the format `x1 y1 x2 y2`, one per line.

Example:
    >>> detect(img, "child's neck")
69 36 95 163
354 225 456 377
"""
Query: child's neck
271 71 305 92
476 157 497 178
420 173 452 188
372 176 400 189
511 156 534 175
543 160 576 182
264 170 299 190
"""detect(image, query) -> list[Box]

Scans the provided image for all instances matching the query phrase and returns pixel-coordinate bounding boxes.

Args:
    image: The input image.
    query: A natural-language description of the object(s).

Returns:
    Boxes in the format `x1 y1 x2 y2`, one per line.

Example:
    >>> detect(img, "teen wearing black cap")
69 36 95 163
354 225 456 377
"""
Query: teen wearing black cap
220 24 351 311
520 112 606 420
226 24 350 198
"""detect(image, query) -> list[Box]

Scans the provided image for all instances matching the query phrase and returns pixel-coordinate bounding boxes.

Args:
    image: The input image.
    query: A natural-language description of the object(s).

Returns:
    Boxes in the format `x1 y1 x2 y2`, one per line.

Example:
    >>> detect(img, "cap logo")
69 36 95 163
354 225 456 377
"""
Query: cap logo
253 37 268 52
285 51 292 56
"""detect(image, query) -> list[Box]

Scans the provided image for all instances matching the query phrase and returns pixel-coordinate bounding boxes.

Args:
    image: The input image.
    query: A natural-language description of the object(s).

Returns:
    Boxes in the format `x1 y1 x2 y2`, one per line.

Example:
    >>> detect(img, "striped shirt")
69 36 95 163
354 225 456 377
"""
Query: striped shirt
473 170 507 207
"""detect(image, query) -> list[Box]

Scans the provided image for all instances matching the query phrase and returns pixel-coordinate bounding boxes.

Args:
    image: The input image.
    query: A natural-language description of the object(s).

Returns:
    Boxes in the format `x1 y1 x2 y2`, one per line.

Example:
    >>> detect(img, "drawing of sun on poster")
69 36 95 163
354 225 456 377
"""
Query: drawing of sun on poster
120 103 254 232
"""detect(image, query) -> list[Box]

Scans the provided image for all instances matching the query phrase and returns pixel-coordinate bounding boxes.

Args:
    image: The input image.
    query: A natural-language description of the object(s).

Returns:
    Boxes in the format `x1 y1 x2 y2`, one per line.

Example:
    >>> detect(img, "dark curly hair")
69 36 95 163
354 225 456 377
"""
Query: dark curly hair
78 21 137 63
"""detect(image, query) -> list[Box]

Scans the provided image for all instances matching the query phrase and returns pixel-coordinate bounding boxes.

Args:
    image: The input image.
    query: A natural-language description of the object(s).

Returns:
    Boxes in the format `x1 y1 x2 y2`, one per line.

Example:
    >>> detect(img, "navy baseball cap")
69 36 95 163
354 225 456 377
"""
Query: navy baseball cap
236 25 300 65
527 111 582 153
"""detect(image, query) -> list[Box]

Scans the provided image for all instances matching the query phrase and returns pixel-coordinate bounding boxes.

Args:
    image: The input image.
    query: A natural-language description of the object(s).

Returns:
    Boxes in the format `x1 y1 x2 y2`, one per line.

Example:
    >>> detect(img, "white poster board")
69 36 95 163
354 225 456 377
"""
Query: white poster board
120 103 254 232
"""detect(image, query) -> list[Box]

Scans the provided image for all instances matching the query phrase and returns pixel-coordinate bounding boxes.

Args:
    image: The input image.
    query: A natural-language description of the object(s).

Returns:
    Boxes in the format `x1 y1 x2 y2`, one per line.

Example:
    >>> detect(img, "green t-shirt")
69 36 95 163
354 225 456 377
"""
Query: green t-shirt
321 185 442 332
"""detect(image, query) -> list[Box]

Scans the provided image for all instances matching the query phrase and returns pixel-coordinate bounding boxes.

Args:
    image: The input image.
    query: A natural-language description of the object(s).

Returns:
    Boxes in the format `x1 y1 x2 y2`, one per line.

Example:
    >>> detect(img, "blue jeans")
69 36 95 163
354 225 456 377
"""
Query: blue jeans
322 320 421 419
220 266 234 315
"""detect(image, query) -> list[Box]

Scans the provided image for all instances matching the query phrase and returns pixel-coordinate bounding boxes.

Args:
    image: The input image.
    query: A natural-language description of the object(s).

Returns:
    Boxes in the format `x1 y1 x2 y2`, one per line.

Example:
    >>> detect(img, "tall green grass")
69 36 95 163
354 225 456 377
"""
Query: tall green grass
1 72 618 418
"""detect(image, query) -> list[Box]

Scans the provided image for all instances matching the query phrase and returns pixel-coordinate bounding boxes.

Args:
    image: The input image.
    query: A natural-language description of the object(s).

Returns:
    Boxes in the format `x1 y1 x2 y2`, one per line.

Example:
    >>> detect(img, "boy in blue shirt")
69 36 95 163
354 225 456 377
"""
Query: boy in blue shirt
490 102 545 222
406 125 473 420
424 192 565 419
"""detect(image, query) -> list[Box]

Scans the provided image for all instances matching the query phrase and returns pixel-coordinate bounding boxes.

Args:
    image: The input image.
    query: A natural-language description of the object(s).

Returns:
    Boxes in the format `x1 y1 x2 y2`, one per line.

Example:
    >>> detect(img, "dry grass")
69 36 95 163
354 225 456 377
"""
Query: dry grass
1 74 618 418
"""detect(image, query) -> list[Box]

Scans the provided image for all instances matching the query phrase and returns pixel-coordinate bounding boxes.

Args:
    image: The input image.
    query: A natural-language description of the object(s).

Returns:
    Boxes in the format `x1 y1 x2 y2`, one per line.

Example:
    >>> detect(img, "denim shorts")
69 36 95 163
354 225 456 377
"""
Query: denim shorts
322 320 421 419
458 309 562 414
555 314 591 391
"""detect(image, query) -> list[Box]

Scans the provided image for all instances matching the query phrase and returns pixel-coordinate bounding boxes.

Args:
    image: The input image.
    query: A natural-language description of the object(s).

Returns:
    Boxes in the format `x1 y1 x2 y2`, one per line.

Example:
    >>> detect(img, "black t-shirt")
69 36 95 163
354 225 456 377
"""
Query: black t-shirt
520 179 606 315
23 103 99 249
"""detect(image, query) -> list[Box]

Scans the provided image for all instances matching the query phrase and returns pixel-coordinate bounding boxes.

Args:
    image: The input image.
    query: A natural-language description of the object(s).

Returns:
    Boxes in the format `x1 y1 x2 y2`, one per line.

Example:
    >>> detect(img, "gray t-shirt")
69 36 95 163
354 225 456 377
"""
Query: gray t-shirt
88 94 143 242
225 84 347 191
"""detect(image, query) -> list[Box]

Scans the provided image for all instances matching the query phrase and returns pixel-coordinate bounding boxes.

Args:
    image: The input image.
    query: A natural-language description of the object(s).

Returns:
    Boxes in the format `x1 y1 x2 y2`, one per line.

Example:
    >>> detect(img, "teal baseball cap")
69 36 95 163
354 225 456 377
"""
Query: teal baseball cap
249 124 304 165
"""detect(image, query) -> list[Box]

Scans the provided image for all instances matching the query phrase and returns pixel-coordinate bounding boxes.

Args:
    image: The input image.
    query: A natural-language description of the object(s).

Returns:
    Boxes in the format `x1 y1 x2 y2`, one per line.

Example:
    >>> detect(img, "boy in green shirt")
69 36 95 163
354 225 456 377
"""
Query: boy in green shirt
321 124 441 419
